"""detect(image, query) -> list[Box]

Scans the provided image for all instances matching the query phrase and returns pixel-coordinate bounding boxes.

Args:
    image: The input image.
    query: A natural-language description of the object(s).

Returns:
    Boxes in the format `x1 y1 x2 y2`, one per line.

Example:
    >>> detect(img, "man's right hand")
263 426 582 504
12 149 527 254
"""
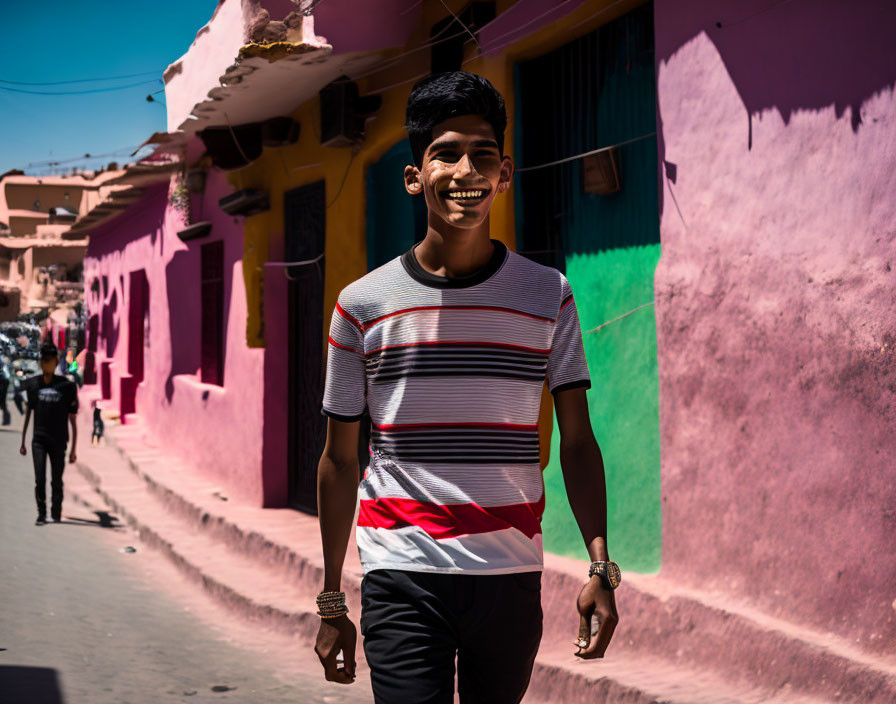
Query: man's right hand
19 444 26 456
314 614 357 684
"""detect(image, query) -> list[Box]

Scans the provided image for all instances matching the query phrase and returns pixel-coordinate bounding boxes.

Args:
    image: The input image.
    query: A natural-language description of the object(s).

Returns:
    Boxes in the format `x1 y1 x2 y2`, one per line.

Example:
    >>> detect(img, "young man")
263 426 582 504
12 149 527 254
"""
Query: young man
20 342 79 525
315 71 619 703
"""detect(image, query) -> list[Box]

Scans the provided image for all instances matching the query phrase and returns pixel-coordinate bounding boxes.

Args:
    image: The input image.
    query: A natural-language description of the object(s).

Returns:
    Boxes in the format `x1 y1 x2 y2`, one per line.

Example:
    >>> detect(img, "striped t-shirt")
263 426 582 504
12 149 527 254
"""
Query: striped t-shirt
322 239 591 575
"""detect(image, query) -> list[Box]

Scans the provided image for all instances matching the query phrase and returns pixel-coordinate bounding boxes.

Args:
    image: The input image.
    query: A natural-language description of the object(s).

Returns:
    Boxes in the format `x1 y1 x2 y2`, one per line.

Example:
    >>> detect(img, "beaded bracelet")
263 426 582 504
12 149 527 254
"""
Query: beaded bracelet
317 605 349 619
317 591 348 619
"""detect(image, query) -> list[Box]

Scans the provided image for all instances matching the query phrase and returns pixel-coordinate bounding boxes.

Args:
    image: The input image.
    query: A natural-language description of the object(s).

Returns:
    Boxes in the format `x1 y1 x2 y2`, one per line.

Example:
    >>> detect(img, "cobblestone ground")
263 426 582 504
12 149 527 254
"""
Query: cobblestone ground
0 416 372 704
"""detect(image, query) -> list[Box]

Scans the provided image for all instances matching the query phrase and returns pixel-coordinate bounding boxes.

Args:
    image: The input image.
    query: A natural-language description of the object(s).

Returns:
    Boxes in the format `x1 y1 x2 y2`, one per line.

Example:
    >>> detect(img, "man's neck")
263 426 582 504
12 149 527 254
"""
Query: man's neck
42 372 53 383
415 218 494 279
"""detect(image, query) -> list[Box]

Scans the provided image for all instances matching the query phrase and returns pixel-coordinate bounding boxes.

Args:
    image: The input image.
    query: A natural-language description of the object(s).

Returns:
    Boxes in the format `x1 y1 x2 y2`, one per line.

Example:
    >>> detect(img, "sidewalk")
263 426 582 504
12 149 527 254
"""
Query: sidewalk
67 387 896 703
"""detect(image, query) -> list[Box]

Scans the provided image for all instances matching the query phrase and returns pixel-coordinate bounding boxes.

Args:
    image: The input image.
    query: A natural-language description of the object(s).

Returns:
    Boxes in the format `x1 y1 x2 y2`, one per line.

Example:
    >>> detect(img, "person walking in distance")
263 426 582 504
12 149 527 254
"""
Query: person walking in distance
91 399 104 446
0 360 10 426
20 343 79 525
314 72 619 703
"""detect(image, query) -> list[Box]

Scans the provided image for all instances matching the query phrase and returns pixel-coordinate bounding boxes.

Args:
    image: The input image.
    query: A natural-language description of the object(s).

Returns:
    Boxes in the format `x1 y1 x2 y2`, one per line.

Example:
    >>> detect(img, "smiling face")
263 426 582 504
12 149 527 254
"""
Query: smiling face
404 114 513 233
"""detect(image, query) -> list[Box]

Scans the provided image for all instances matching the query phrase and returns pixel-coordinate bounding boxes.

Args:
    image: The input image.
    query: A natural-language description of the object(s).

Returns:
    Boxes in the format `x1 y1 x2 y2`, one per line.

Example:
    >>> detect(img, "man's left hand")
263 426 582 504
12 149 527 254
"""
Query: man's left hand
69 450 77 463
573 576 618 659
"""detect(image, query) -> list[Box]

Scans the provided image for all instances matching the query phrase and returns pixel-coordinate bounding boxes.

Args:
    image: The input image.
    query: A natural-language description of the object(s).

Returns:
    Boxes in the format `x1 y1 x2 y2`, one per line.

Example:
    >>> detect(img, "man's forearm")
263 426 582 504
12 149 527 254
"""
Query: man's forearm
69 416 77 453
318 455 360 592
21 410 30 446
560 438 610 561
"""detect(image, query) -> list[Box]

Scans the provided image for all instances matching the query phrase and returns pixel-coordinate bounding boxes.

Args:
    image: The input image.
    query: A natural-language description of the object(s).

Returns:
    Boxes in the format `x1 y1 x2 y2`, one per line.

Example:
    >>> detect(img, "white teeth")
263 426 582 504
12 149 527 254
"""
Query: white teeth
448 190 484 199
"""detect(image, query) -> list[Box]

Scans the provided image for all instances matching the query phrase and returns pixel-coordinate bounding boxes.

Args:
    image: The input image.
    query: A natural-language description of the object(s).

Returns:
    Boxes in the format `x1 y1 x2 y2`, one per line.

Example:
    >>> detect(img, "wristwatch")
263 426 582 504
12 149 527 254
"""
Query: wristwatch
589 560 622 590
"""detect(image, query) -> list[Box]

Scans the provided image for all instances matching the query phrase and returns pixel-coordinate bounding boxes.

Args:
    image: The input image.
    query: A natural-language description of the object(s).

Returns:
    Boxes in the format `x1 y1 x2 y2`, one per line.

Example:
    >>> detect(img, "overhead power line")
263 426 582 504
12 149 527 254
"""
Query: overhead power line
0 79 161 96
25 144 149 169
0 70 161 86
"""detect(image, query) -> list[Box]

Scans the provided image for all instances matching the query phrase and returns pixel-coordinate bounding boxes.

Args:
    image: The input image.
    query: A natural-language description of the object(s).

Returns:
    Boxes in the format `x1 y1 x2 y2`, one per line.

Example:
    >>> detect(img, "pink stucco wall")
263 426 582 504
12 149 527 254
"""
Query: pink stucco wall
164 0 242 133
85 142 267 505
653 0 896 654
311 0 420 53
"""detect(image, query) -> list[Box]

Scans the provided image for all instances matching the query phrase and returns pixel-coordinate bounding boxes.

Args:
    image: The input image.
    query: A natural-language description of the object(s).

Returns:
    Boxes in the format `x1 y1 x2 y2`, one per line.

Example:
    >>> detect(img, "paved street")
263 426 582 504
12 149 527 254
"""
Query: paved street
0 415 372 704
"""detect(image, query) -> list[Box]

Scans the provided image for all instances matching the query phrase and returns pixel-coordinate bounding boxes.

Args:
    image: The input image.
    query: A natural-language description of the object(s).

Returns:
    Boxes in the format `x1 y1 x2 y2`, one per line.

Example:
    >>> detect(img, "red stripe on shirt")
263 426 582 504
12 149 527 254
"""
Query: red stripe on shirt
357 494 546 540
328 336 361 354
336 302 363 331
364 305 555 330
372 421 538 432
366 340 550 356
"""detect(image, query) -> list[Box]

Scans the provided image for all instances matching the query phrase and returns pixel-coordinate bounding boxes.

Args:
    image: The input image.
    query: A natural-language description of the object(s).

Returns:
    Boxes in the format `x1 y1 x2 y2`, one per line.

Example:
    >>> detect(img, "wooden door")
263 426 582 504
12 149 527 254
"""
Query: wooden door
284 181 326 514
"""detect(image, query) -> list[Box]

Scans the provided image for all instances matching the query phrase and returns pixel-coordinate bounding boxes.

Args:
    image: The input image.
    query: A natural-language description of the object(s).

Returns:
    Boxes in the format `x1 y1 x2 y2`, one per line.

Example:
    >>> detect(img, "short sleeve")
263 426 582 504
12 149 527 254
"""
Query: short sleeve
25 379 37 408
548 276 591 395
321 295 367 422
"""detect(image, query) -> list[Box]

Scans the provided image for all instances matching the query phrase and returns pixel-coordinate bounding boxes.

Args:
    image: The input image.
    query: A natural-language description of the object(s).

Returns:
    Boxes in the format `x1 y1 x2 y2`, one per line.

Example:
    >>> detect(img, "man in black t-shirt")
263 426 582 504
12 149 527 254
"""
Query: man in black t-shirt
20 343 79 525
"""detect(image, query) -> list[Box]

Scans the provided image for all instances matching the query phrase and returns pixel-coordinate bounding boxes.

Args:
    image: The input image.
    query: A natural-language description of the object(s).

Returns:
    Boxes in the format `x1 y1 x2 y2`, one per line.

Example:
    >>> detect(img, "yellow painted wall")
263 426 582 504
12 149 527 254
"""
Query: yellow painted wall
230 0 647 464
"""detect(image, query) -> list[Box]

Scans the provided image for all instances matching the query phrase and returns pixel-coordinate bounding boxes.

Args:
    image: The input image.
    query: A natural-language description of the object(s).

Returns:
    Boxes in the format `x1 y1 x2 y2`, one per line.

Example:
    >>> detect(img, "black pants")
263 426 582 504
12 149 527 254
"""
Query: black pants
360 569 543 704
32 440 66 519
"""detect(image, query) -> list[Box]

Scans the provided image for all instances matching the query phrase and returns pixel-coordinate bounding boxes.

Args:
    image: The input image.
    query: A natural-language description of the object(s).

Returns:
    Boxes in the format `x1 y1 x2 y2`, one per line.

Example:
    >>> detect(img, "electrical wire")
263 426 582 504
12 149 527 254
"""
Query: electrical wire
0 69 161 86
223 112 253 165
438 0 481 49
400 0 422 16
469 0 629 59
514 132 657 173
323 0 578 95
361 1 586 98
715 0 797 29
327 150 357 208
25 145 147 168
336 25 470 85
472 0 577 51
0 79 161 96
585 302 654 334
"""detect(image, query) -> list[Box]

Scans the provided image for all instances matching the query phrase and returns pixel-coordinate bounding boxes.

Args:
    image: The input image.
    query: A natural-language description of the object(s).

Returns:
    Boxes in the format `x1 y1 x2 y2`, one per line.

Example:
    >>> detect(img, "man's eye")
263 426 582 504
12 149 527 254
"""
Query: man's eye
434 152 459 162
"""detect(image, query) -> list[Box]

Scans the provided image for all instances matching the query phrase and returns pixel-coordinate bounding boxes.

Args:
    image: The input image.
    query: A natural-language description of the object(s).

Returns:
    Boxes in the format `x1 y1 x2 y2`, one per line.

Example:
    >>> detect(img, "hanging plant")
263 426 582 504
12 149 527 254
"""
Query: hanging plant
169 172 191 221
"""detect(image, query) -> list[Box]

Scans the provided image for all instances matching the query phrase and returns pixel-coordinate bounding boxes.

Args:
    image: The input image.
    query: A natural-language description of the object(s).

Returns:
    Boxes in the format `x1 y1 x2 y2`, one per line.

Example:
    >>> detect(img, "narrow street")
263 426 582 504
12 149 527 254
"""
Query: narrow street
0 416 372 704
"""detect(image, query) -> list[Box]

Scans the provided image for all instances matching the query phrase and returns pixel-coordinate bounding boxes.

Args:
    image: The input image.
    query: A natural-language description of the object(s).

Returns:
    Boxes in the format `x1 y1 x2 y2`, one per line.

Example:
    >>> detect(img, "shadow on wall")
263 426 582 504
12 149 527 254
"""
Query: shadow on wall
101 290 119 358
654 0 896 211
163 237 237 401
164 249 200 402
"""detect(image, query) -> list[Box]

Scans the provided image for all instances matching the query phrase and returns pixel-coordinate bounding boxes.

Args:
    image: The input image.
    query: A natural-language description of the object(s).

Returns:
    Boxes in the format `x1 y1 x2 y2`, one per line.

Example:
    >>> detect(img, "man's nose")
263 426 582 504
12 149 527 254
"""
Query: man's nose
454 153 475 178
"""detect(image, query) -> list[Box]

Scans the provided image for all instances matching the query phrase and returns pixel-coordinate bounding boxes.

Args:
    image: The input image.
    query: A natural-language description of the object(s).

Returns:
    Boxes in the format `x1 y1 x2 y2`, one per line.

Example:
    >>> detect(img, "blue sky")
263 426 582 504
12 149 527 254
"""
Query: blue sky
0 2 219 176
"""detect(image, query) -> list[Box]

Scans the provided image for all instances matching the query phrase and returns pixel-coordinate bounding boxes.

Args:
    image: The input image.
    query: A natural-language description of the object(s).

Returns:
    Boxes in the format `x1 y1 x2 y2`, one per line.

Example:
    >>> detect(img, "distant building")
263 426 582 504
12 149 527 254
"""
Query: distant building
0 169 114 322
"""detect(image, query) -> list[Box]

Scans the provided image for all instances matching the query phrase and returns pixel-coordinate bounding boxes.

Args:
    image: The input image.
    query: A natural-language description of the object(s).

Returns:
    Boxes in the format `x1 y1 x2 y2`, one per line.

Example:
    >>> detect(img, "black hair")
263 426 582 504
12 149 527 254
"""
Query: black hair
40 342 58 361
405 71 507 167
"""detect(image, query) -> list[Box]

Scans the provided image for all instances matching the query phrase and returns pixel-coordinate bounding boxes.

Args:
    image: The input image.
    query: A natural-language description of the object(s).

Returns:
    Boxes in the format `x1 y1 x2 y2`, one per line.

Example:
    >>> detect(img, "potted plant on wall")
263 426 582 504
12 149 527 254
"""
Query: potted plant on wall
169 171 191 223
172 168 213 242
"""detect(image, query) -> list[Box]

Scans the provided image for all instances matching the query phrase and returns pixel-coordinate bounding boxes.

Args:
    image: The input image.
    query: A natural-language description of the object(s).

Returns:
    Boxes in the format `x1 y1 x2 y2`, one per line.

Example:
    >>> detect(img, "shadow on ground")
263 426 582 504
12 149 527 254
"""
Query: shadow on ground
58 511 123 530
0 665 65 703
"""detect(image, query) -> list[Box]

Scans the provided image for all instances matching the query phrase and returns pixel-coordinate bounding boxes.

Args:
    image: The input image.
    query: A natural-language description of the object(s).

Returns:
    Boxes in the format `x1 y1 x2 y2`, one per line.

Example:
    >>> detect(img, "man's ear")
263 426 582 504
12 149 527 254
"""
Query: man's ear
497 155 514 194
404 165 422 195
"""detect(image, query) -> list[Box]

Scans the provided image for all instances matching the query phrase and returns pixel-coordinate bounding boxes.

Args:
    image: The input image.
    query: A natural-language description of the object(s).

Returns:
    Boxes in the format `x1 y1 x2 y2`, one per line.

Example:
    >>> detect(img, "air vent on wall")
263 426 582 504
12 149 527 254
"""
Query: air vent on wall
261 117 301 147
319 79 383 148
219 188 270 216
198 123 263 170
